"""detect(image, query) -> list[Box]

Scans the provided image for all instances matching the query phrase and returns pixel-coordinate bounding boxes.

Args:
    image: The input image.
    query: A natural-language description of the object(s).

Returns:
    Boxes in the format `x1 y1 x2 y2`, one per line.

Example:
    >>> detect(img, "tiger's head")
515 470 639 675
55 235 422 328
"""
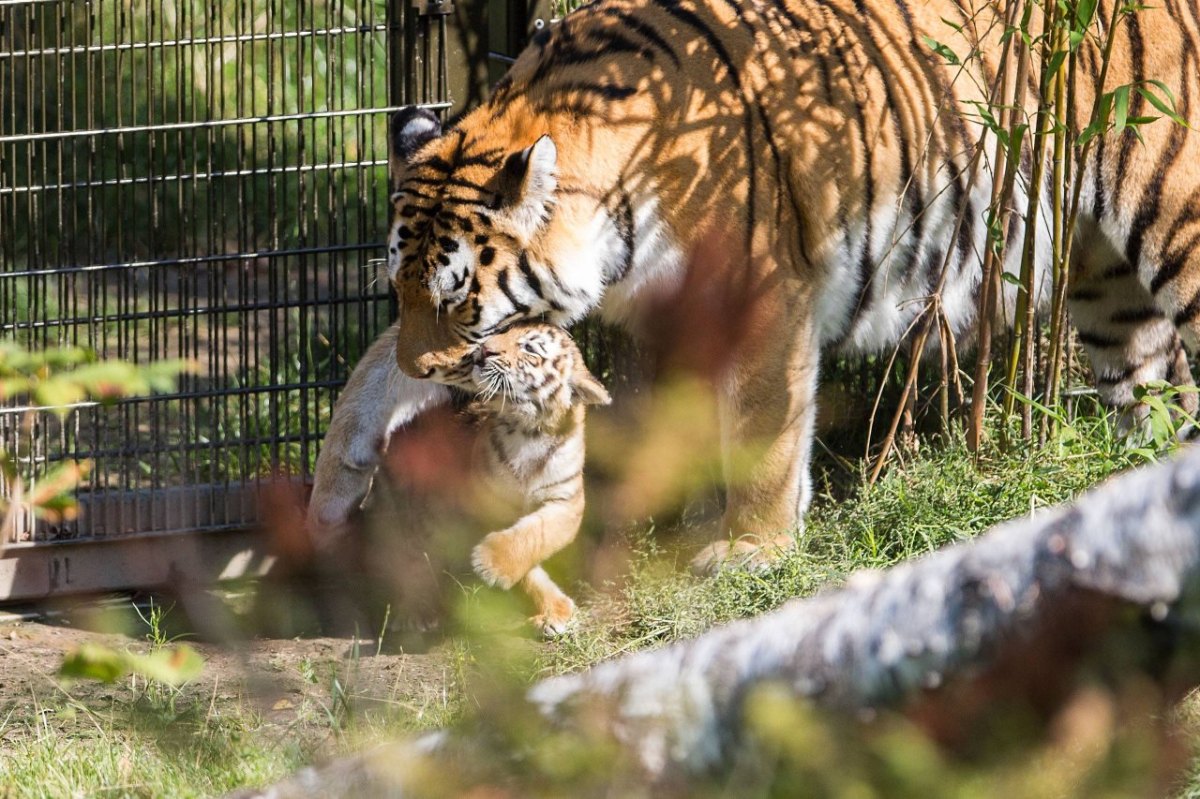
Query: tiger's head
385 106 620 389
469 324 611 425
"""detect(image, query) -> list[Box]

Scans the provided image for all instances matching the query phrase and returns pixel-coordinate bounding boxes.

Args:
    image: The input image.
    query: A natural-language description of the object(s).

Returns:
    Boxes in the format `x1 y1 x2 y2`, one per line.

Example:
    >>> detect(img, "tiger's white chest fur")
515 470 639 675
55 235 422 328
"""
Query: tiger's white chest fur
479 409 586 508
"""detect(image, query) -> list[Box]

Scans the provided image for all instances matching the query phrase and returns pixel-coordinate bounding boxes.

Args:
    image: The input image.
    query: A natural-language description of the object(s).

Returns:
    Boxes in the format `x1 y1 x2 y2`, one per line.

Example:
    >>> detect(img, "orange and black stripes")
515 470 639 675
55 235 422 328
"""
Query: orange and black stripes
385 0 1200 409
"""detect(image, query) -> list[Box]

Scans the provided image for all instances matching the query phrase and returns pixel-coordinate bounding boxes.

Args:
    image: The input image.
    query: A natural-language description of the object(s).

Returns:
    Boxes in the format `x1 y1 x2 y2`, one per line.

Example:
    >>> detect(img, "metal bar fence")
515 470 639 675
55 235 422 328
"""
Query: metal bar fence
0 0 450 554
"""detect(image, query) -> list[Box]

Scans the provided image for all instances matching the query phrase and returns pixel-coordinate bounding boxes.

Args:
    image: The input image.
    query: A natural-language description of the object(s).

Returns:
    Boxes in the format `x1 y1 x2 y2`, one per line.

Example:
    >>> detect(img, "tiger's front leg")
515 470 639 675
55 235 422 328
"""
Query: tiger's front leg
470 492 584 590
306 322 450 550
471 493 583 635
690 278 819 575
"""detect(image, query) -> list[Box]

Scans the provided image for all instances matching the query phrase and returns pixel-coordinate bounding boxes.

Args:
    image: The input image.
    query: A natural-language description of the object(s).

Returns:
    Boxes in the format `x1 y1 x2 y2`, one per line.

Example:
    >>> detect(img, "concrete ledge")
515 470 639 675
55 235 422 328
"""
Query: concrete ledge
0 528 275 602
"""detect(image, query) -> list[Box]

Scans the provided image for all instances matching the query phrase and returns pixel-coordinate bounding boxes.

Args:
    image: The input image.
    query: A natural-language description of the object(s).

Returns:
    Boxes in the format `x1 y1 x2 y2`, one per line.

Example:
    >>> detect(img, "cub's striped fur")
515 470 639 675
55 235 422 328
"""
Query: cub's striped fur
311 0 1200 573
467 323 611 635
307 322 608 635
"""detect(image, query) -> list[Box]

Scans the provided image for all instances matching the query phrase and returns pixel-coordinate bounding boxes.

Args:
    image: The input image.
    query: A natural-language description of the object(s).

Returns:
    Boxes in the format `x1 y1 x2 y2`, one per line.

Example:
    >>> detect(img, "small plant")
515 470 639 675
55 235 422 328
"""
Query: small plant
1126 381 1200 461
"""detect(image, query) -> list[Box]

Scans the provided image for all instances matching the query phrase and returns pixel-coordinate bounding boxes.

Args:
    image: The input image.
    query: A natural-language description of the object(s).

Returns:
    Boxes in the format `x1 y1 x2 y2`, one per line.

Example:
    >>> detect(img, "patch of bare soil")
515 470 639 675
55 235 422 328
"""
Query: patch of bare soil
0 615 455 745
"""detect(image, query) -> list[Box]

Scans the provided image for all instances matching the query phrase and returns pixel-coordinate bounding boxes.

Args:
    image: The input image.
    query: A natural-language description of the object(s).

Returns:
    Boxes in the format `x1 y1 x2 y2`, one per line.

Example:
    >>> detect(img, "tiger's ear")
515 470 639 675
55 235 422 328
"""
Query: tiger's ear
498 135 557 241
390 108 442 186
570 364 612 407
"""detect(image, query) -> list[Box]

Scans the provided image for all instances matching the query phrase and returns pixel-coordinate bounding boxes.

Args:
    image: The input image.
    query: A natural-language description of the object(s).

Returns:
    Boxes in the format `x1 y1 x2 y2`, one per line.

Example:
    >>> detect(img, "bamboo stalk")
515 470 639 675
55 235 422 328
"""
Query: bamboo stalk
1001 0 1057 441
1042 21 1072 445
967 1 1031 452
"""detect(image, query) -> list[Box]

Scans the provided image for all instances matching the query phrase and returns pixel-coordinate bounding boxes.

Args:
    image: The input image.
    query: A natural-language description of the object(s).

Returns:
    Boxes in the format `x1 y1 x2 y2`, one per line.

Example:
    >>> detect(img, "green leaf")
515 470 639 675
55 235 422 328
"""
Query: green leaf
1045 49 1067 79
60 643 204 686
32 378 87 412
1136 82 1188 126
1079 91 1114 146
1075 0 1099 29
135 646 206 686
0 376 33 400
59 644 129 683
1007 123 1028 166
921 35 960 65
1114 85 1130 133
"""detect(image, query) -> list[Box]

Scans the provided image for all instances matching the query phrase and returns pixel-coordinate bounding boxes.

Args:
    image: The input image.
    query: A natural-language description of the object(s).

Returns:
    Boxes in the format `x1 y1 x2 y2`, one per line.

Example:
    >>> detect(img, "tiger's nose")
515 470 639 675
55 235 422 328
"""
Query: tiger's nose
474 344 496 365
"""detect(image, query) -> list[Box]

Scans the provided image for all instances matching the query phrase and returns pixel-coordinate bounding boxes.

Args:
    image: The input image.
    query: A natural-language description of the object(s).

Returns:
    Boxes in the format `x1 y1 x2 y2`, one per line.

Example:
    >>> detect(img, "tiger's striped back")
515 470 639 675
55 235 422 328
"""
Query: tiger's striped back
371 0 1200 559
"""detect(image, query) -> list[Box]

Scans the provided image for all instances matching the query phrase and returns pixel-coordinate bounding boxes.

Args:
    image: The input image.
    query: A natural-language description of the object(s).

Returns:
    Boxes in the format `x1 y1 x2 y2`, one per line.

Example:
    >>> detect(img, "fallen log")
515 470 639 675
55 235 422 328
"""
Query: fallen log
233 445 1200 798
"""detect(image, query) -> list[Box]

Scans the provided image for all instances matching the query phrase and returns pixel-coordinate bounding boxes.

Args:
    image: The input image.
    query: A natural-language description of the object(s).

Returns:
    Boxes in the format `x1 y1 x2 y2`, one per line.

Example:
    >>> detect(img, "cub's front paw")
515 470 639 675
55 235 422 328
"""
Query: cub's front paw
471 534 520 590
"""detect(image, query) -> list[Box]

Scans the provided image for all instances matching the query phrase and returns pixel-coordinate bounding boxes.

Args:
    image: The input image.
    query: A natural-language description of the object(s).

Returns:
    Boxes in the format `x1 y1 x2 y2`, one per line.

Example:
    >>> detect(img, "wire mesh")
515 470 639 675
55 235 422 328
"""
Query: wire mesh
0 0 451 545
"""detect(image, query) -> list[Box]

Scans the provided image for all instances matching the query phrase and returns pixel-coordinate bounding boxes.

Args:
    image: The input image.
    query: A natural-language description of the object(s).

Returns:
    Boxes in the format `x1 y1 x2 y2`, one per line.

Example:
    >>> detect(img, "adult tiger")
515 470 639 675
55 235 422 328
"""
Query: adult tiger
308 0 1200 572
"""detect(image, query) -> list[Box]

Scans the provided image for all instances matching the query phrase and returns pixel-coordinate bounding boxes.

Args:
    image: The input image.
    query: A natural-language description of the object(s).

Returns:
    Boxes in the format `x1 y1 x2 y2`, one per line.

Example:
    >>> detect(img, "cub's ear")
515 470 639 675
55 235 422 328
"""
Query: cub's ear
389 107 442 186
570 365 612 407
497 135 557 241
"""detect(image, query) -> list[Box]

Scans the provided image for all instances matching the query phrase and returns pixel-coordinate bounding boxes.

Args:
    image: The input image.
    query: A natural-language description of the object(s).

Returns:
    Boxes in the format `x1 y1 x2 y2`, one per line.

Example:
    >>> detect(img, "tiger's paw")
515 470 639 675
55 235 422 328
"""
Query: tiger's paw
472 535 520 590
531 595 577 638
689 533 796 576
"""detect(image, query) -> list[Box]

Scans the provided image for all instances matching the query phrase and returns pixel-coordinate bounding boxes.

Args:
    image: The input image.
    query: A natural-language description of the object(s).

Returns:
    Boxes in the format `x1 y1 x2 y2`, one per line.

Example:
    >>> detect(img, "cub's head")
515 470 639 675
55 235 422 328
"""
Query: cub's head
386 106 591 388
470 324 611 422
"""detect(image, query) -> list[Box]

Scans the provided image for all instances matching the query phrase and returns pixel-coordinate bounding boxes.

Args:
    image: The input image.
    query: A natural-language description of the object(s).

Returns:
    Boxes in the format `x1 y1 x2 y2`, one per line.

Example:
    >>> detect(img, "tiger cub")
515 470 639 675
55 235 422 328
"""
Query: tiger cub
466 323 611 635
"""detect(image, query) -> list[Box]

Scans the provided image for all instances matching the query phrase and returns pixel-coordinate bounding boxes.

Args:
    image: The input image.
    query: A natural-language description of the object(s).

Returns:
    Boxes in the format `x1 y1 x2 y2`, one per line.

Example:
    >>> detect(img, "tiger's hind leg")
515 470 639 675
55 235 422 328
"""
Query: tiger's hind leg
1068 240 1196 432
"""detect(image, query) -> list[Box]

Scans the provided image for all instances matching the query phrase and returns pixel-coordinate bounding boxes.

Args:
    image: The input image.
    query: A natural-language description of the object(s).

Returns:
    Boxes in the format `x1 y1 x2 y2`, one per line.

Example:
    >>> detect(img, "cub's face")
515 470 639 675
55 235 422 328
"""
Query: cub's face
472 325 611 419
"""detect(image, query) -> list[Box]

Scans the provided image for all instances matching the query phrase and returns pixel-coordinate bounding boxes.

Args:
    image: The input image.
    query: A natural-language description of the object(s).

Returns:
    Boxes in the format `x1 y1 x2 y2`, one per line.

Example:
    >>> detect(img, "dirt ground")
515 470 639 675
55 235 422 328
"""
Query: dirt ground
0 609 456 740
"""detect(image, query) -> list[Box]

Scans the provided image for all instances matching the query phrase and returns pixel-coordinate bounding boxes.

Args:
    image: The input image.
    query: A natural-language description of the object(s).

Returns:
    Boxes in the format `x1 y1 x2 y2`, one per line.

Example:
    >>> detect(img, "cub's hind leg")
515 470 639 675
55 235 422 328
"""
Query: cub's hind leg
1068 239 1196 427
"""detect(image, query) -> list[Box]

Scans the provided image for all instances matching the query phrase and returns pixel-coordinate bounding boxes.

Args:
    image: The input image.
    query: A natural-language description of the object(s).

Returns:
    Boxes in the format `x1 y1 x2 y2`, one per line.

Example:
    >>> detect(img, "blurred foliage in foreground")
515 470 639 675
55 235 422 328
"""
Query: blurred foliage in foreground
0 342 192 534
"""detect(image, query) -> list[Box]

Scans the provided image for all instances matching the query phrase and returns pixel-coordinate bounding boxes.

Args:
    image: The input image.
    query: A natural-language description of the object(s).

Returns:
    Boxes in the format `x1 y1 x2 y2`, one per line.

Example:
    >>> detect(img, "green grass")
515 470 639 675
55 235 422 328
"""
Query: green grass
0 700 306 799
539 410 1142 677
0 405 1187 797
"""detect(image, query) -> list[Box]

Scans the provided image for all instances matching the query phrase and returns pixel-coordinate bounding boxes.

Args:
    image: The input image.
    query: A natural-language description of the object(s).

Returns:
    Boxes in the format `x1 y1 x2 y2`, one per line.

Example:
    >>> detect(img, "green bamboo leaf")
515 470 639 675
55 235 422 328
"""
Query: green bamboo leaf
921 35 960 66
1079 92 1114 146
1136 82 1188 126
1045 49 1067 79
59 644 128 683
1114 85 1130 132
0 376 33 399
66 362 150 401
32 378 87 412
1075 0 1098 29
1007 123 1028 166
133 646 205 686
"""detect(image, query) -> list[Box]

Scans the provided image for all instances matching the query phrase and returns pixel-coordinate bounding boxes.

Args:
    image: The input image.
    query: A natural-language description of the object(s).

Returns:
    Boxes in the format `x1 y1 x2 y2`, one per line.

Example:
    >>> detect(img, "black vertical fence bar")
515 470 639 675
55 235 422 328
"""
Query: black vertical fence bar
0 0 451 551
